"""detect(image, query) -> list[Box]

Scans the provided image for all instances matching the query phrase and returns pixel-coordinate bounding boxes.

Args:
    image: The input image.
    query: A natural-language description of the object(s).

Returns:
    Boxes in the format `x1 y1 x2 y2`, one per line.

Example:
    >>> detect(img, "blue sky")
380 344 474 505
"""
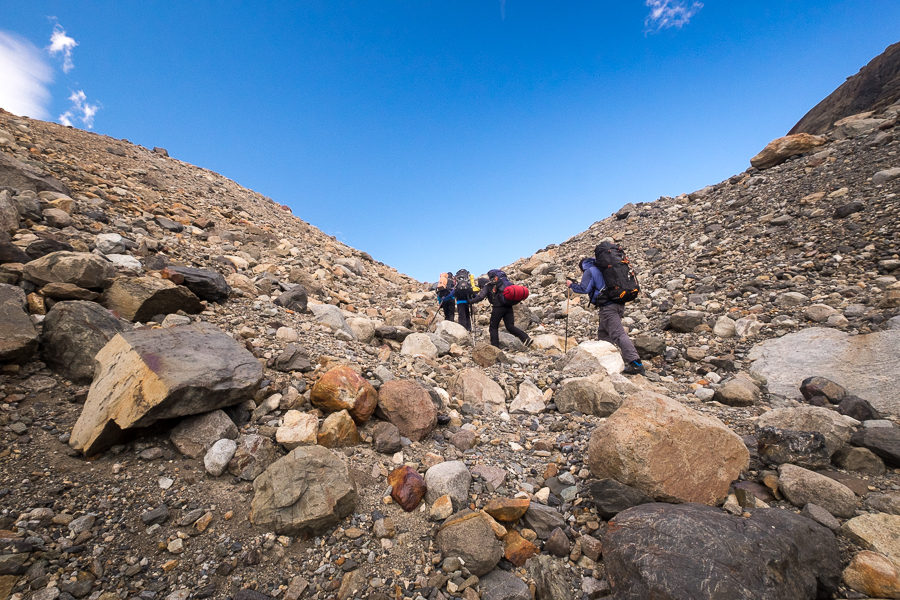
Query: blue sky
1 2 898 282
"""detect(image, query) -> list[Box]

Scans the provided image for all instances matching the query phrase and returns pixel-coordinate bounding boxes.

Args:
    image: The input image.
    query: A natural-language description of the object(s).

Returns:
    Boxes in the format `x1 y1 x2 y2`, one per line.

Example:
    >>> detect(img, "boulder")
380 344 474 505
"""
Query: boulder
203 439 237 477
371 421 401 454
25 237 73 260
250 445 357 535
448 367 506 414
713 373 760 406
750 133 827 169
757 406 856 457
668 310 707 332
604 503 840 599
69 323 262 455
39 300 129 383
275 410 318 449
555 373 621 416
749 327 900 418
562 340 625 375
587 392 749 504
850 427 900 467
316 409 359 448
756 426 831 469
345 316 376 344
800 376 847 403
309 303 352 336
842 550 900 600
163 266 231 303
24 251 117 289
435 511 502 576
0 284 38 362
169 410 238 458
526 555 571 600
227 434 277 481
778 464 857 518
508 380 545 414
388 465 427 512
0 152 70 195
400 333 438 359
435 320 470 345
376 379 437 441
522 503 566 540
272 343 313 373
842 513 900 566
102 277 203 322
583 479 654 520
40 282 100 301
425 460 471 506
0 190 19 234
309 366 377 423
479 570 530 600
0 239 29 264
274 285 308 312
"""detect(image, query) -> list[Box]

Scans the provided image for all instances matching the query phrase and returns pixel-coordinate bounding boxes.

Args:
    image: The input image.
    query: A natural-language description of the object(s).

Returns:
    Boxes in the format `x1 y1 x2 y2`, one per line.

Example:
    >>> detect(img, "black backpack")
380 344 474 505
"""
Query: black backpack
455 269 473 294
593 242 640 303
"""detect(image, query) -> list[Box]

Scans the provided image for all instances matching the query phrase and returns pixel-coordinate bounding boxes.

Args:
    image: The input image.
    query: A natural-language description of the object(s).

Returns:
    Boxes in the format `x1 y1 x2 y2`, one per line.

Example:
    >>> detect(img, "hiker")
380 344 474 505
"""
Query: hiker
567 256 645 375
436 271 456 322
469 269 533 349
453 268 479 331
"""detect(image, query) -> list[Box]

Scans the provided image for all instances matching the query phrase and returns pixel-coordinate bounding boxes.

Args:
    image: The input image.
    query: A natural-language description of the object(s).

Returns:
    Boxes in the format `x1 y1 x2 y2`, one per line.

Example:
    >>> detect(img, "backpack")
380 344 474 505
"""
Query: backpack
593 242 640 304
455 269 474 294
437 272 455 292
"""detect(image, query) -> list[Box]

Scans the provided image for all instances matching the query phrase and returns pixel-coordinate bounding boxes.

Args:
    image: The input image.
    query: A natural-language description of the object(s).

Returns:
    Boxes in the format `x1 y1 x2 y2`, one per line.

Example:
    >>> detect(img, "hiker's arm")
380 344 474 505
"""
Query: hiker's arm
569 271 593 295
469 285 488 303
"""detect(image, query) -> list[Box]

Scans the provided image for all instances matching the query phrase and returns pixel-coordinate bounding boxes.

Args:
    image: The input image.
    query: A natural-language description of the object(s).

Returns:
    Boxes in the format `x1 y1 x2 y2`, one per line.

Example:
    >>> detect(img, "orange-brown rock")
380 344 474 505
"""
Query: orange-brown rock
376 379 437 441
388 465 427 512
310 366 377 423
503 530 539 567
483 498 531 522
750 133 827 169
316 410 359 448
842 550 900 599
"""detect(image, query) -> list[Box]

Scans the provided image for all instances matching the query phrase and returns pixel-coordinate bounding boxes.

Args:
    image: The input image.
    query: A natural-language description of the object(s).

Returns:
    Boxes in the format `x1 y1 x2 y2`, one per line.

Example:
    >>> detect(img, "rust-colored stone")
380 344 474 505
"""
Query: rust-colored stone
503 530 539 567
483 497 531 522
310 365 377 423
388 465 427 512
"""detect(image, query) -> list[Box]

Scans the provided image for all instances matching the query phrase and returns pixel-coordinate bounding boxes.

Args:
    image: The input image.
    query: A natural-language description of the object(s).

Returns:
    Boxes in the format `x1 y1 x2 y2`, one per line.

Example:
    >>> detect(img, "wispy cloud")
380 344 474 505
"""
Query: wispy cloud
59 90 100 129
644 0 703 33
48 22 78 73
0 31 53 119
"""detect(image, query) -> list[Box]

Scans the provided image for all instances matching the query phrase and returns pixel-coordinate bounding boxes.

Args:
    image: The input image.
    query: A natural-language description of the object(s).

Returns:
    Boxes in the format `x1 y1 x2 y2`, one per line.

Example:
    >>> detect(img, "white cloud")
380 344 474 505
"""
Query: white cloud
644 0 703 32
0 31 53 119
59 90 100 129
48 23 77 73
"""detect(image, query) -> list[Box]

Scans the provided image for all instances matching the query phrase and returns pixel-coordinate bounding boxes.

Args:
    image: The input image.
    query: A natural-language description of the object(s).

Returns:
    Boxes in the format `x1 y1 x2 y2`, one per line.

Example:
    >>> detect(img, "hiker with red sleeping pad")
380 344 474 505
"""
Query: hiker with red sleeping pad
469 269 533 349
567 239 646 375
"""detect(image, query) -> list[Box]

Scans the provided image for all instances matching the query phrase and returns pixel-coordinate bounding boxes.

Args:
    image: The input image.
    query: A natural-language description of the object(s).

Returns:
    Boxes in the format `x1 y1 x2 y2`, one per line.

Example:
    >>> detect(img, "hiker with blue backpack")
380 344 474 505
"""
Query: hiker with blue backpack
469 269 533 349
453 268 479 331
567 241 646 375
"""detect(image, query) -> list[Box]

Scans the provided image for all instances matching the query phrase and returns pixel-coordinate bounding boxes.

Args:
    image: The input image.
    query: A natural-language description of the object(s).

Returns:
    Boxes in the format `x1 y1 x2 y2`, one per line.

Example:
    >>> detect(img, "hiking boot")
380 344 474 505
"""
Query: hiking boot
623 360 645 375
523 337 534 348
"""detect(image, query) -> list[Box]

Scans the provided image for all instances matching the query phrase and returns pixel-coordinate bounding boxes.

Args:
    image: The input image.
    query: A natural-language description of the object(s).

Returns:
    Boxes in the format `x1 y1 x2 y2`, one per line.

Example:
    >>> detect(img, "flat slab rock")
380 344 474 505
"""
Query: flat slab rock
69 322 262 455
604 503 841 600
749 327 900 418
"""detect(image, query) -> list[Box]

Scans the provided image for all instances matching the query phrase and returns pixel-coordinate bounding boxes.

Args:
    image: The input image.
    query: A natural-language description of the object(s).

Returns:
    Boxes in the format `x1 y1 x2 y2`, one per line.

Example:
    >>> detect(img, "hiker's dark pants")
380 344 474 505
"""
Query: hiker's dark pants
598 303 640 363
440 297 455 321
457 302 471 331
489 305 528 347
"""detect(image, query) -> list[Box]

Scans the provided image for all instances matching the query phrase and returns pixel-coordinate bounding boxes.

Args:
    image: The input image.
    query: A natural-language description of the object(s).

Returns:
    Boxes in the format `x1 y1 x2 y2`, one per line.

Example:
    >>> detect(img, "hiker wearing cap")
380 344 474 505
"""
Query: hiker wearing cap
567 257 645 375
469 269 533 349
435 271 456 322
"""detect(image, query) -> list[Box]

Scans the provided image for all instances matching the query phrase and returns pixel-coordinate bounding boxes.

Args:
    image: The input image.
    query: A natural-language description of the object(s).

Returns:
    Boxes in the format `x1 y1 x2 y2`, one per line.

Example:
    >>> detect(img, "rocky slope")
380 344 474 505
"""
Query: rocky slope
0 91 899 600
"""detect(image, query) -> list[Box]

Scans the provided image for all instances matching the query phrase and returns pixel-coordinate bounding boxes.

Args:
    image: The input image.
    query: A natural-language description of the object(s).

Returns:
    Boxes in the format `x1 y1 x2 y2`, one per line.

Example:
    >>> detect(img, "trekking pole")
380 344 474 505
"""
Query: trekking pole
426 298 445 330
564 286 571 352
471 303 477 345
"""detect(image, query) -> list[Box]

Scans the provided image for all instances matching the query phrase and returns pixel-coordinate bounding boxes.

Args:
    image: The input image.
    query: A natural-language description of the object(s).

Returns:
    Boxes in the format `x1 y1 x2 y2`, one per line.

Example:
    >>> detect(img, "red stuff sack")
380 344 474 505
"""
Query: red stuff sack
502 284 529 304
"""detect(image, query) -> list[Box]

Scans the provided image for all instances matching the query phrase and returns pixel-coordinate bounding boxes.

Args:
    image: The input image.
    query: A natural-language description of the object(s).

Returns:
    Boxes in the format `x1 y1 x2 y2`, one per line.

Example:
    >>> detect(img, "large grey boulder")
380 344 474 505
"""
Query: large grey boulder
24 251 117 290
40 300 129 383
0 190 20 234
0 152 70 195
603 503 840 599
69 323 262 455
448 367 506 414
0 284 38 362
749 327 900 418
425 460 471 505
756 406 856 457
102 277 203 322
778 464 858 518
435 511 502 576
250 445 357 535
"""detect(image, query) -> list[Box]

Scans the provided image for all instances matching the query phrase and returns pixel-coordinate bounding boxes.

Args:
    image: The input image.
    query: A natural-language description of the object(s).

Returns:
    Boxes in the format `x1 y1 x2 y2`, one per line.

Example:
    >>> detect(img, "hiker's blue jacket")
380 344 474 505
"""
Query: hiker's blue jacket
570 258 609 306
